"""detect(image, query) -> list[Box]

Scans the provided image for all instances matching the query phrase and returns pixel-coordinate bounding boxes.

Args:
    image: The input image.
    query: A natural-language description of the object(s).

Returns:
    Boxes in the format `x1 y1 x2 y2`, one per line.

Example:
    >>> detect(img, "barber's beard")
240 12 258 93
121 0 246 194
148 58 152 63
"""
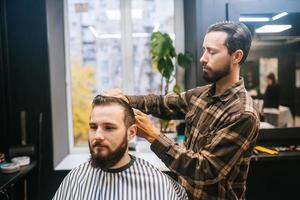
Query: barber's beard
202 62 231 83
89 133 128 170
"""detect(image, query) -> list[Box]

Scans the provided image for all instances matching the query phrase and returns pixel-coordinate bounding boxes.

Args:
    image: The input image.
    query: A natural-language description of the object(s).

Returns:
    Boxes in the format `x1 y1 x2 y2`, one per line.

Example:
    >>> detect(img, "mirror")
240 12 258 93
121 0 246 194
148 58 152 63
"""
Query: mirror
234 11 300 129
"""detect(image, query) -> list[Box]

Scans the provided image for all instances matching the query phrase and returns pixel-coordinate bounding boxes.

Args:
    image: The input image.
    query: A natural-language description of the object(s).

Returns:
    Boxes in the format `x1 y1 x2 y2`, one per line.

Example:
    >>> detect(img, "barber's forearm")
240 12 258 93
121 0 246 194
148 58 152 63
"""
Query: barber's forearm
127 94 187 119
126 94 162 115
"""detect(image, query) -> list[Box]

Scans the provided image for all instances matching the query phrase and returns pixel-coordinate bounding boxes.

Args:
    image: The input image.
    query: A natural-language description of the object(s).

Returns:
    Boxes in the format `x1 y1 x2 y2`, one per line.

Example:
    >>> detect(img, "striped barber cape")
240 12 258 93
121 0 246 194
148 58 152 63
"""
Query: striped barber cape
52 155 188 200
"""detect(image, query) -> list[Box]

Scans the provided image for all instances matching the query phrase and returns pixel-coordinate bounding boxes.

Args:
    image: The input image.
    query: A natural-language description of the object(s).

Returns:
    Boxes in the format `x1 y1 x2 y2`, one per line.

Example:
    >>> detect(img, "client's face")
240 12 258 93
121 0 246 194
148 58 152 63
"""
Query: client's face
88 104 128 169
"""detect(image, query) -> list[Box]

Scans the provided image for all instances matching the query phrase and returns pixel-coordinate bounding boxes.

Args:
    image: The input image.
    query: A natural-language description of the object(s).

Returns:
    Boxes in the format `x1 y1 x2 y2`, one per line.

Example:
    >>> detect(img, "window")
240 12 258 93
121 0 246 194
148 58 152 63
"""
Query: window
65 0 183 150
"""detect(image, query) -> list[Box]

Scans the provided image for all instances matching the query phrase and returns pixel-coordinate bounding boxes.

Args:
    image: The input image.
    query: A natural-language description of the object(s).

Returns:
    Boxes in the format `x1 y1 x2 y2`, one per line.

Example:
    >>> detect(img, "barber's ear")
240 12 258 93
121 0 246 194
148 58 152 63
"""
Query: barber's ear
232 49 244 64
127 124 137 141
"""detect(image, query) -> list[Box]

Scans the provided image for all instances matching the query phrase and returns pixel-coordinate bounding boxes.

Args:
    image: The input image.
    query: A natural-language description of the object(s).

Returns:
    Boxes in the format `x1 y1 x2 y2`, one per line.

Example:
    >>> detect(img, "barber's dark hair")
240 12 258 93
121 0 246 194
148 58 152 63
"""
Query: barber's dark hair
92 95 135 128
207 21 252 64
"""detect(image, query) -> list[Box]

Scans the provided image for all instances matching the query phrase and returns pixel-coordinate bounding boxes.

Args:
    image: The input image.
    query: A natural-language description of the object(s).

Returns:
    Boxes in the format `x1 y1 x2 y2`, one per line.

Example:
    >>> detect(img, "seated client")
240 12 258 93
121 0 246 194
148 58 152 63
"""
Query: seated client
52 95 188 200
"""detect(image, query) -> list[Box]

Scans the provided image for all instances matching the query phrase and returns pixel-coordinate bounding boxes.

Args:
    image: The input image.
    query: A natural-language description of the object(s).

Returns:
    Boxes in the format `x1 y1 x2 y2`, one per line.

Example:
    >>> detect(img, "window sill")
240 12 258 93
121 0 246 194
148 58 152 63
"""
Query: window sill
54 141 169 171
55 153 90 170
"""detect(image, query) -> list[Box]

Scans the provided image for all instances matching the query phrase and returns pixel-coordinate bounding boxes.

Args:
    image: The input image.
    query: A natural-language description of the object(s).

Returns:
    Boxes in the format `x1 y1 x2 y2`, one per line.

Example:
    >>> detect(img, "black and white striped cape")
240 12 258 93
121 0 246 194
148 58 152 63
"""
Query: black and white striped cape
52 155 188 200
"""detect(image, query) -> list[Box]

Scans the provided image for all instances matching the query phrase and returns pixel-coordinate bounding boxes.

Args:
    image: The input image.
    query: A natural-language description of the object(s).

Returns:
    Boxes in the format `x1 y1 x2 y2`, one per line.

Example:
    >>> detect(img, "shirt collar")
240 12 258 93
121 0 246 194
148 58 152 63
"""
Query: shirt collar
207 77 245 103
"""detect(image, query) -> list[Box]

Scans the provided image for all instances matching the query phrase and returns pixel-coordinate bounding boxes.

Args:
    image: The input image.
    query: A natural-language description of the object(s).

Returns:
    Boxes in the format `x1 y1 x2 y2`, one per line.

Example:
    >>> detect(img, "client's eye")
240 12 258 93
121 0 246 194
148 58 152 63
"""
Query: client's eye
104 126 116 131
89 124 97 131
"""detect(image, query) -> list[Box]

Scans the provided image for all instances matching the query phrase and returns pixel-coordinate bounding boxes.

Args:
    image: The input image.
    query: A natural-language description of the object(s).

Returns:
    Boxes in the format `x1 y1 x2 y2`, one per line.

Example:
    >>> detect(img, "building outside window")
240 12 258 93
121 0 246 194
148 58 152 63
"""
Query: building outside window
65 0 182 150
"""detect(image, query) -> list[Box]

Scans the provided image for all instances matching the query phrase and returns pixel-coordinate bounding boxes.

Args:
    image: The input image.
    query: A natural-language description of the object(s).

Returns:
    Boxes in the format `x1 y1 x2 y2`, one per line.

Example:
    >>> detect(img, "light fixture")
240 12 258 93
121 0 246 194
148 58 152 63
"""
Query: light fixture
239 17 270 22
272 12 288 21
255 25 292 33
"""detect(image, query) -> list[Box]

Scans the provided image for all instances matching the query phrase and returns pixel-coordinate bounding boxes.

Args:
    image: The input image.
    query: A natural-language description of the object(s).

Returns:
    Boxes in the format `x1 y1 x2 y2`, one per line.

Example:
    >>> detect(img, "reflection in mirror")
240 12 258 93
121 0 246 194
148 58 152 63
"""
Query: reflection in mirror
239 12 300 128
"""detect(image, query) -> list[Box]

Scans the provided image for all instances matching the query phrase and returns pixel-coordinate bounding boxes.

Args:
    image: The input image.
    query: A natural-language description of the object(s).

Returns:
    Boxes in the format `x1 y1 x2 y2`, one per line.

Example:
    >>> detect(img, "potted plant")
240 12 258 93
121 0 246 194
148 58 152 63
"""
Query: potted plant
150 31 193 131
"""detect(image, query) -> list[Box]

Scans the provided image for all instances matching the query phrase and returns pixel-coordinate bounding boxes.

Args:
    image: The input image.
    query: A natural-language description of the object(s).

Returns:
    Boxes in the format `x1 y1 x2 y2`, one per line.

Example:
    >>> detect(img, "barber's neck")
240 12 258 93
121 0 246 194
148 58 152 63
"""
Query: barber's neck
215 67 240 96
109 150 131 169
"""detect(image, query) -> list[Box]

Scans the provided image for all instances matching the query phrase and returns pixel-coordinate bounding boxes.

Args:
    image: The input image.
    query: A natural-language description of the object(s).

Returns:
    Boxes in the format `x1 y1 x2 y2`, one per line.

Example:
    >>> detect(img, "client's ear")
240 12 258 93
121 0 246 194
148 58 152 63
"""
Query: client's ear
127 124 137 141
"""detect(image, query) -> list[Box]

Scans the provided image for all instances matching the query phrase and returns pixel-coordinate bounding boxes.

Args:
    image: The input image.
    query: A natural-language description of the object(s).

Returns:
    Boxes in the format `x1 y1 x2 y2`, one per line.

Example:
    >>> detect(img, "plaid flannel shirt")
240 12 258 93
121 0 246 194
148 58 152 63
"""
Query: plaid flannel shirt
127 78 259 200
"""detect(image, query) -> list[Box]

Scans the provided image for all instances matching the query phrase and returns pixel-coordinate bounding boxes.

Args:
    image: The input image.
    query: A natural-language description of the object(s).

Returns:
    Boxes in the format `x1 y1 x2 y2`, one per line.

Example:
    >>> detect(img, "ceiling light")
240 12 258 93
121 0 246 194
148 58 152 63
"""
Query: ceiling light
239 17 270 22
272 12 288 21
255 25 292 33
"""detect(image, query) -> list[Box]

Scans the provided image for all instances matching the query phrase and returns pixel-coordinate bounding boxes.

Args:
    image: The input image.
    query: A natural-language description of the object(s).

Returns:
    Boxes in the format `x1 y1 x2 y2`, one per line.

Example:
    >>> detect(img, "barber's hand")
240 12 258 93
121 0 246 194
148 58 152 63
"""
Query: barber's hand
101 88 129 103
133 109 160 143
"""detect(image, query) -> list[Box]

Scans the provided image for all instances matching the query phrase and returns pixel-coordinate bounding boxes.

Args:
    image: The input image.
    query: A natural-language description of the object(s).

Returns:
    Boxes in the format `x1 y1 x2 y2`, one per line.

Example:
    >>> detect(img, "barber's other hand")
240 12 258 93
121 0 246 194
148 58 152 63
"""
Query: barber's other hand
101 88 129 103
133 109 160 143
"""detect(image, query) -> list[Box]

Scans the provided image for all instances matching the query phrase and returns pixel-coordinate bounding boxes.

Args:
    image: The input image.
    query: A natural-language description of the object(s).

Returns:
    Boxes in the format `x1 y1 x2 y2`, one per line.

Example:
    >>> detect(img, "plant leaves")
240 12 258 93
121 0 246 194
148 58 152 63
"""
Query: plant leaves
163 57 174 79
150 31 175 58
173 83 181 94
157 58 167 74
150 31 194 95
157 57 173 80
177 52 193 69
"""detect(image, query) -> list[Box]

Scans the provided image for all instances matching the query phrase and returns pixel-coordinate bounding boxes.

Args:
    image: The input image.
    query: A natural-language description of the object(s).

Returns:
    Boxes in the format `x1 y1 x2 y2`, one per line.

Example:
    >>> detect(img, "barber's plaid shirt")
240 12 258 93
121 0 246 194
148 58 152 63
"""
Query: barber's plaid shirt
127 78 259 200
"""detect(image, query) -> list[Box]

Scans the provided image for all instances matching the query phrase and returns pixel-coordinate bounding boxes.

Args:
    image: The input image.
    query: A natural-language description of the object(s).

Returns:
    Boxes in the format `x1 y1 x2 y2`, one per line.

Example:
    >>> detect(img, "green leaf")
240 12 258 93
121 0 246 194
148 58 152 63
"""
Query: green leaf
149 31 194 96
163 57 174 79
173 83 181 94
177 52 193 69
157 58 167 74
170 47 176 58
150 31 175 58
150 32 160 40
157 57 174 80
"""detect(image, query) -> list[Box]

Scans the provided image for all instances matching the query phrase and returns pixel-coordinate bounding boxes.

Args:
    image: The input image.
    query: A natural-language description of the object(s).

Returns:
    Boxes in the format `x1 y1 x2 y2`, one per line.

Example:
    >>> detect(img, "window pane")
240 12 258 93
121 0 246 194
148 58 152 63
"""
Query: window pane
66 0 175 147
131 0 174 94
67 0 122 146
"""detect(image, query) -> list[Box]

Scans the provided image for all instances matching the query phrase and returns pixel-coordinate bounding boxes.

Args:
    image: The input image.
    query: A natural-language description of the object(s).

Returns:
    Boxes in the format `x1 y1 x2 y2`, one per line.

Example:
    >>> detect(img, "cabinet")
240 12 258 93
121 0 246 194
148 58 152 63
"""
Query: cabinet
0 161 36 200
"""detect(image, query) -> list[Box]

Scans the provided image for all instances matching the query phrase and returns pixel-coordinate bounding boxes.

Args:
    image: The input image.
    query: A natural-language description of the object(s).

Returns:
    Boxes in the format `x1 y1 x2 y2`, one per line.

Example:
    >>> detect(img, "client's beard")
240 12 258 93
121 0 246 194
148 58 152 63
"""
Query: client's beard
89 133 128 170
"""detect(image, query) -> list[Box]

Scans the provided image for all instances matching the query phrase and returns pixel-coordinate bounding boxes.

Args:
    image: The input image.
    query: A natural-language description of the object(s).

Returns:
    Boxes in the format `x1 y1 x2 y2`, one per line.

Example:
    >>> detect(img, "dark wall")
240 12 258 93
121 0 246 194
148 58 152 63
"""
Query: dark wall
296 53 300 116
4 0 49 146
0 0 66 199
0 0 9 153
183 0 198 89
247 159 300 200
